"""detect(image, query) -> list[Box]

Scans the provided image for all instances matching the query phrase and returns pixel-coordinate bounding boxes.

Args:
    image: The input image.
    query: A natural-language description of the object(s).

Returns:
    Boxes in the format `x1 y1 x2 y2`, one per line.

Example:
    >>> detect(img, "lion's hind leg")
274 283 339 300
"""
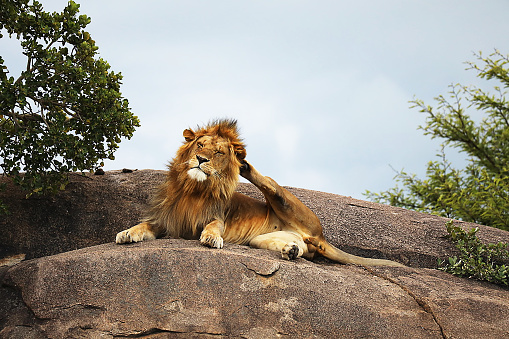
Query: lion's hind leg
115 222 157 244
249 231 312 260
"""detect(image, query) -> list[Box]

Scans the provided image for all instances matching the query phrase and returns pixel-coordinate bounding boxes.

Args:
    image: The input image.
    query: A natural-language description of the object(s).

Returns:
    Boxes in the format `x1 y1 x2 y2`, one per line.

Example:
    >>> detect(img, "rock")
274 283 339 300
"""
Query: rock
2 239 508 338
1 170 509 338
1 170 508 266
0 170 163 259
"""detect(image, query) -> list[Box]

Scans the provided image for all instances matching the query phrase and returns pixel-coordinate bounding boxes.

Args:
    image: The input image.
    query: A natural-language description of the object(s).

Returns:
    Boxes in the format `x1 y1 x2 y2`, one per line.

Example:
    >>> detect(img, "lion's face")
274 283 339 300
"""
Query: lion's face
179 121 246 184
186 135 234 182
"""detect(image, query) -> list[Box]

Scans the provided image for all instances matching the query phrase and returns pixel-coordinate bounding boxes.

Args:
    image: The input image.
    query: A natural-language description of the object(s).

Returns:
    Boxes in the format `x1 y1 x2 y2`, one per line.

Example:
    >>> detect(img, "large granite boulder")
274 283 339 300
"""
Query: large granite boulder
0 170 508 338
1 169 507 265
1 240 508 338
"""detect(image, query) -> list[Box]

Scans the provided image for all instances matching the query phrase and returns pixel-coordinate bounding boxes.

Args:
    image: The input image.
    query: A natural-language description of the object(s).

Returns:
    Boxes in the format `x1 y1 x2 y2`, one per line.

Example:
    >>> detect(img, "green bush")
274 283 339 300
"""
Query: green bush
439 220 508 286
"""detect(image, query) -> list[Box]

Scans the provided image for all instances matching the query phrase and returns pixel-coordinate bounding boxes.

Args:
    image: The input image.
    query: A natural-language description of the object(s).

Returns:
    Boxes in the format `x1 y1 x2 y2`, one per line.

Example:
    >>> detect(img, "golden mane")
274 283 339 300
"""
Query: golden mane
143 119 246 239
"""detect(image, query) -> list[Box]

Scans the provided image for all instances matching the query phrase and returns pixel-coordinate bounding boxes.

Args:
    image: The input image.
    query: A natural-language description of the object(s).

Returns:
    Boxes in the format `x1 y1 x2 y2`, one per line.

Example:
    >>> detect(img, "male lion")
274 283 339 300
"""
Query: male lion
116 119 404 267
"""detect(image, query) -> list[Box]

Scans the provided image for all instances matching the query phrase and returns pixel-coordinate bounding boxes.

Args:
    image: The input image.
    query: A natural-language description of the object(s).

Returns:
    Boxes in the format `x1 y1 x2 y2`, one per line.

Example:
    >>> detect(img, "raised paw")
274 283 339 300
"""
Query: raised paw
239 160 252 181
281 242 301 260
199 231 224 249
239 160 250 174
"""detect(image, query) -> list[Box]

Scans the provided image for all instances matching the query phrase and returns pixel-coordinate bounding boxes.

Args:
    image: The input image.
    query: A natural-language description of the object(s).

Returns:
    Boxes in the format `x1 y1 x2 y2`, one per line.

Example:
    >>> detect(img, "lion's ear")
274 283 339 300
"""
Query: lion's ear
234 144 246 160
183 129 195 142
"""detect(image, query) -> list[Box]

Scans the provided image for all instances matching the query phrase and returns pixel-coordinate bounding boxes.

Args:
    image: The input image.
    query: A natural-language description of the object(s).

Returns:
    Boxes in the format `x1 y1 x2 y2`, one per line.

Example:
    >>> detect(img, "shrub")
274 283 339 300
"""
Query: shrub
439 220 508 286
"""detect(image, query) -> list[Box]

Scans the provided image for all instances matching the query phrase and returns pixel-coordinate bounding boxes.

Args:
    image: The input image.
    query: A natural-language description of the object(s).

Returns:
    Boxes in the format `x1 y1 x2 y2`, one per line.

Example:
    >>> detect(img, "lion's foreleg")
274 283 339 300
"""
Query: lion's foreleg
116 222 157 244
199 219 225 249
240 160 323 237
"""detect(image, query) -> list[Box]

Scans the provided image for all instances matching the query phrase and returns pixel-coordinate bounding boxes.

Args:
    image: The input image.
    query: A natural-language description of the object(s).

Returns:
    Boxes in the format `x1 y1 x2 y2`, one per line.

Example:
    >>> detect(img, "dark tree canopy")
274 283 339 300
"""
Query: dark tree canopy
365 51 509 230
0 0 140 197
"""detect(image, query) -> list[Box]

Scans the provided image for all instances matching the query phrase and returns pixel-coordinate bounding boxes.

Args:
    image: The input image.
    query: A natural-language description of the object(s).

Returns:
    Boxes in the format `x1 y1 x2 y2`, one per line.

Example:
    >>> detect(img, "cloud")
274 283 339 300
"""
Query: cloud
274 124 301 161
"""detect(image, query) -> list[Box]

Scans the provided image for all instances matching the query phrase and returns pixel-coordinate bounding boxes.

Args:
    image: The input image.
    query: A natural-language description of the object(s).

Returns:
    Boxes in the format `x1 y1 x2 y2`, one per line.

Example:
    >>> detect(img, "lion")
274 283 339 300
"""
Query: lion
116 119 404 267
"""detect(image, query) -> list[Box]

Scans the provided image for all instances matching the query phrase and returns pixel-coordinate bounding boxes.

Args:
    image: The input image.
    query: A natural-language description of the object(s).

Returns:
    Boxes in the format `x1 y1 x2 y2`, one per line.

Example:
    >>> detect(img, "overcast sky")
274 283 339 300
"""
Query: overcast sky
2 1 509 199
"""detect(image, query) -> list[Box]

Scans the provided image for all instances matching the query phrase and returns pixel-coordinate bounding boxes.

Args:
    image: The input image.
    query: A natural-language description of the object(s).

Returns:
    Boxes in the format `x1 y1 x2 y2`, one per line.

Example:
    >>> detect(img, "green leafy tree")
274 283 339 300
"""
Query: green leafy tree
0 0 140 197
365 51 509 230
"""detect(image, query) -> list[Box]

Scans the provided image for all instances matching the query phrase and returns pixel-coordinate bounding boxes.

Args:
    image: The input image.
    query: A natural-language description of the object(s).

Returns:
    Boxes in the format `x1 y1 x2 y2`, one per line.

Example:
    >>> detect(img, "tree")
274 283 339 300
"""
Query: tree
365 50 509 230
0 0 140 198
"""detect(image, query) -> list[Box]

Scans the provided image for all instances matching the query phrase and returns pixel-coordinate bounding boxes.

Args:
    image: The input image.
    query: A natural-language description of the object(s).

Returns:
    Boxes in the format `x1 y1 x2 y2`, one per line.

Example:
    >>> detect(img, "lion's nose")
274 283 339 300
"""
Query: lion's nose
196 155 209 164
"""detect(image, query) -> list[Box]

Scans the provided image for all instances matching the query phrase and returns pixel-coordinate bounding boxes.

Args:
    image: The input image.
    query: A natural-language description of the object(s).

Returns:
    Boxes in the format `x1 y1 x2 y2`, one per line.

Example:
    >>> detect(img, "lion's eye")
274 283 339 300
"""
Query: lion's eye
215 151 224 156
197 143 204 149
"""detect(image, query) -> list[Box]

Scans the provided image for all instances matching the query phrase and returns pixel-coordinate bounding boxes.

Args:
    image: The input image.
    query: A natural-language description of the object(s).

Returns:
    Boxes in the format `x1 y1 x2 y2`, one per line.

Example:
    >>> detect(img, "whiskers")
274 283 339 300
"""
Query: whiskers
213 170 223 180
173 160 191 170
200 163 219 178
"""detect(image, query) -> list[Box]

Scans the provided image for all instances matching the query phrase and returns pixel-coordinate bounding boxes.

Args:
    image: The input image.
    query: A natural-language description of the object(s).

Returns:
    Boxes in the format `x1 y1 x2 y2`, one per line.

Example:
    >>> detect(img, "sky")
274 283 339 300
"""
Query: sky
2 0 509 199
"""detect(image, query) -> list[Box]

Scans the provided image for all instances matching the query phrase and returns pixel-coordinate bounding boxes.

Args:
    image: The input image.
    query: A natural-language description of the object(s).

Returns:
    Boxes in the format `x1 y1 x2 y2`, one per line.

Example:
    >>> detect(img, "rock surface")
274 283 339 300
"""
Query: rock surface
1 170 509 338
2 240 509 338
2 169 508 265
0 170 161 260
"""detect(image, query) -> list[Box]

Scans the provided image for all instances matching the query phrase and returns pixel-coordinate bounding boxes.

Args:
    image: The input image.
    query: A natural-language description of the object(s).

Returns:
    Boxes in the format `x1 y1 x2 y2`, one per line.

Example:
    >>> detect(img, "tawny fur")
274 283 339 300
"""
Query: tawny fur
116 119 405 267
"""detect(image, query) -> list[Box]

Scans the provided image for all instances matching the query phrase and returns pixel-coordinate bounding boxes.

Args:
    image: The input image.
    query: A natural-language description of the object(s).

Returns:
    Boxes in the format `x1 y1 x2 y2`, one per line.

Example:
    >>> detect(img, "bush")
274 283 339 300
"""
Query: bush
439 220 508 286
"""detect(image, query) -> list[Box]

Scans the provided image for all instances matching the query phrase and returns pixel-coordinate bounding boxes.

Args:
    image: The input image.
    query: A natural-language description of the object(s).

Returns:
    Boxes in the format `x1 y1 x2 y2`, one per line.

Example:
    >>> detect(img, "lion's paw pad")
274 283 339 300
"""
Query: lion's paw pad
281 243 300 260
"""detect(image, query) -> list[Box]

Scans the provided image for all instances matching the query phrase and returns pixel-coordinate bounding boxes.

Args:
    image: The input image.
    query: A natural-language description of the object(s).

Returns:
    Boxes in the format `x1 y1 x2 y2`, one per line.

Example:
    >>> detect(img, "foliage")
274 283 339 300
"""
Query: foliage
439 221 508 286
0 0 140 197
365 50 509 230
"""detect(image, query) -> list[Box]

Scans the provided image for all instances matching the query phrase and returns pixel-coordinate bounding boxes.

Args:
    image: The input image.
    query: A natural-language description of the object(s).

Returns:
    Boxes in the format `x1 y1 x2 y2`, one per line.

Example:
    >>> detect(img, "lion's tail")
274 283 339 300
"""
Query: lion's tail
317 240 405 267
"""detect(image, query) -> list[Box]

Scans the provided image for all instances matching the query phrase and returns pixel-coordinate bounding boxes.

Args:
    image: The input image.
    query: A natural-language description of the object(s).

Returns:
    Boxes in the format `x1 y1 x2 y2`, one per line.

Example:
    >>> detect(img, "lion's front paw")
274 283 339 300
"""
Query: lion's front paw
115 224 155 244
199 231 224 249
281 242 301 260
116 229 142 244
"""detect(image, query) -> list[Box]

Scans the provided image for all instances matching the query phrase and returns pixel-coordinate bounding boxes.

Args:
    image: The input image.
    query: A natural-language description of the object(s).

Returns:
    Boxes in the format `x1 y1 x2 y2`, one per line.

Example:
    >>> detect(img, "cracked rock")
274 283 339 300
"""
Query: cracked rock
1 170 508 338
2 240 509 338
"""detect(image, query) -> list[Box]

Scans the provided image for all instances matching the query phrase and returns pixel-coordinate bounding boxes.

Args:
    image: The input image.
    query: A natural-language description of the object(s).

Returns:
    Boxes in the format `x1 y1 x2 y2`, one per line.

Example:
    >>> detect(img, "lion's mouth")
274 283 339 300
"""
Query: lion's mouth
191 165 208 174
187 167 208 182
